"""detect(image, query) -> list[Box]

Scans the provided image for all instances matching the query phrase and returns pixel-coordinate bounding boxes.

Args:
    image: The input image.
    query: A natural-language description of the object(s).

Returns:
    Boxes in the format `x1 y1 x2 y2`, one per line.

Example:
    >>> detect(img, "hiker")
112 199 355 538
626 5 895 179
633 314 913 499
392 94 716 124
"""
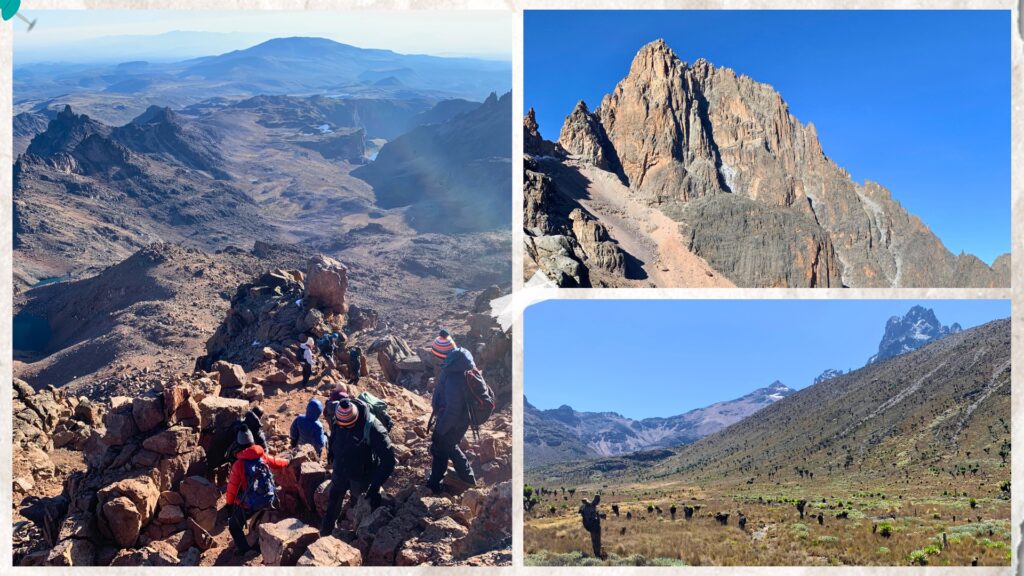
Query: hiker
579 495 605 559
212 407 267 483
300 337 316 386
347 346 364 386
224 428 289 555
320 393 396 536
289 398 328 457
425 347 478 493
317 332 344 372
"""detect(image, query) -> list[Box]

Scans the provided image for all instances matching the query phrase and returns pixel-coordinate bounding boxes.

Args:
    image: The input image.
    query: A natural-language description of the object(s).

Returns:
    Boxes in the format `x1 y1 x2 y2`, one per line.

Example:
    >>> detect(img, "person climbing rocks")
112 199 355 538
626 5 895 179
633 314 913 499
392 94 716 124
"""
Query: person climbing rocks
224 428 289 555
212 407 267 484
289 398 329 458
320 393 396 537
347 346 364 386
317 332 344 373
425 346 477 494
579 494 606 560
300 337 316 387
325 385 352 433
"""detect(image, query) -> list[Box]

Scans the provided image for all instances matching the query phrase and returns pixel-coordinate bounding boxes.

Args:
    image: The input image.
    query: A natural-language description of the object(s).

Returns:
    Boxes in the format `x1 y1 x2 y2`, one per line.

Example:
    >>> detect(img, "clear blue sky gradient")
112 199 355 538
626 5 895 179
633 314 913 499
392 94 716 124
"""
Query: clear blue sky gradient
524 299 1010 420
525 10 1010 264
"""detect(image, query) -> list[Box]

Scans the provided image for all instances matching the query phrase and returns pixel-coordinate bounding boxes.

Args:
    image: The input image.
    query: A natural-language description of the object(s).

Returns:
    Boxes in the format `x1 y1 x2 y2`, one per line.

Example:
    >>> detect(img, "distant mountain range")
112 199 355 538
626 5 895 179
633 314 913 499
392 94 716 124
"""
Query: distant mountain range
15 37 512 120
529 317 1010 490
525 381 795 468
525 305 968 470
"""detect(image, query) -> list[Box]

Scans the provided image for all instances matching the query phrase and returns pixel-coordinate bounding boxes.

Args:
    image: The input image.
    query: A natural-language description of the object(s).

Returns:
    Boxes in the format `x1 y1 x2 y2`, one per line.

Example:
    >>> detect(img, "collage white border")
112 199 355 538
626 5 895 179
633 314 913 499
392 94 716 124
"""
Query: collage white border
0 1 1019 574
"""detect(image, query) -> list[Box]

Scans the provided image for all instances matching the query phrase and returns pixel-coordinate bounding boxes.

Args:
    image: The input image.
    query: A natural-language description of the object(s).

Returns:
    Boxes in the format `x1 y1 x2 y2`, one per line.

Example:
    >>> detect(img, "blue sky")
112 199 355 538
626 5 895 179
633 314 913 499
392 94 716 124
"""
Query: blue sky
525 10 1010 264
524 299 1009 420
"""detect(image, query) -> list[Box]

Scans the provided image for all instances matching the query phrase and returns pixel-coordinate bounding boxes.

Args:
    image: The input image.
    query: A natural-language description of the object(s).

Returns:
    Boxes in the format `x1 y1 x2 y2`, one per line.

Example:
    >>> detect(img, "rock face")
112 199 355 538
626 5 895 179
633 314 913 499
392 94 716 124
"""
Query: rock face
558 101 618 173
867 305 962 365
529 39 1008 288
525 381 795 468
303 255 349 317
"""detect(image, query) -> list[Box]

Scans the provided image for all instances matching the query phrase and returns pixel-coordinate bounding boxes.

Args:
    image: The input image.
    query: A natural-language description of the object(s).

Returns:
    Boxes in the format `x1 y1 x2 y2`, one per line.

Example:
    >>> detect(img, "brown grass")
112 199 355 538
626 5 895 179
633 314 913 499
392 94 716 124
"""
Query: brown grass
525 483 1010 566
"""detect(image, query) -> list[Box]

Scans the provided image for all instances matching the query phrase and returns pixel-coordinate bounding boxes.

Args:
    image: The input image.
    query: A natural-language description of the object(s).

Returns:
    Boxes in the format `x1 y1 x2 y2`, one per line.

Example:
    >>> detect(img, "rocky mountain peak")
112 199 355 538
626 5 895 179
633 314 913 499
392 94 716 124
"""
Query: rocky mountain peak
868 306 961 365
27 105 110 157
524 108 539 134
813 368 846 385
132 105 179 126
557 100 618 172
628 38 684 79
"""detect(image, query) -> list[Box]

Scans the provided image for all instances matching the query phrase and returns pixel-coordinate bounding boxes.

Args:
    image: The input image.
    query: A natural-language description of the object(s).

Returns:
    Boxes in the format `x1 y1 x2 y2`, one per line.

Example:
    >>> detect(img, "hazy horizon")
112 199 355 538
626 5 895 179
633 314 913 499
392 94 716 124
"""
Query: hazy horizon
14 11 514 64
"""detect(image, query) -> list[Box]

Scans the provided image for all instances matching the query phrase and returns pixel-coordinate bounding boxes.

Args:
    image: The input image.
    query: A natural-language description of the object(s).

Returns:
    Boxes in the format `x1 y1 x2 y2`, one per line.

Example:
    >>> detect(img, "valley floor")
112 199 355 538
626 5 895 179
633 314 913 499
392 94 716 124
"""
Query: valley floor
524 481 1010 567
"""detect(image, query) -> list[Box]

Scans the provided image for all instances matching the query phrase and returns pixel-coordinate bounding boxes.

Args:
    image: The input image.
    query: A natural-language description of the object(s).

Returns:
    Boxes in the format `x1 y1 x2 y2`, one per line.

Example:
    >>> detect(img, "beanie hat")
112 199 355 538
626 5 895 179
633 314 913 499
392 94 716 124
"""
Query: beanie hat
335 399 359 428
237 427 254 446
439 328 450 337
303 337 314 348
431 334 456 360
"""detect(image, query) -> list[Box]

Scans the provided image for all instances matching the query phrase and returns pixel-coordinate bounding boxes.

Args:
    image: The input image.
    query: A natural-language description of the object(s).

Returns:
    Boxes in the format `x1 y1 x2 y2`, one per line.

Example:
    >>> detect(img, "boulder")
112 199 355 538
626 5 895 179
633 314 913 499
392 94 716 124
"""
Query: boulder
97 477 159 526
180 475 220 510
46 537 95 566
304 255 349 316
157 505 185 525
198 396 249 431
74 399 103 426
297 536 362 566
102 407 137 446
298 461 328 510
313 479 332 517
258 518 320 566
141 426 195 455
132 395 164 433
101 496 142 548
187 517 214 551
213 361 247 389
455 481 512 557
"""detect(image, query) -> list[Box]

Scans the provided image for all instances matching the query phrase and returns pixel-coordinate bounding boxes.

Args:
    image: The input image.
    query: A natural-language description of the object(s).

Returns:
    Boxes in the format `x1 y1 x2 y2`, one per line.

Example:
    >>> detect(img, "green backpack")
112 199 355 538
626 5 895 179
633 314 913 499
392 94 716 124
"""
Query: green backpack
357 391 393 444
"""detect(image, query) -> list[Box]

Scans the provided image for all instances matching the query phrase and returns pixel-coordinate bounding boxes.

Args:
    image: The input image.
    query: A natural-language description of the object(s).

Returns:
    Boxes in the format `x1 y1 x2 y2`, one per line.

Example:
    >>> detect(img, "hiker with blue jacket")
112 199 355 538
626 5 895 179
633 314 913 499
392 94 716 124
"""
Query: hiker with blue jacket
425 347 478 493
224 428 289 555
320 393 396 536
289 398 328 457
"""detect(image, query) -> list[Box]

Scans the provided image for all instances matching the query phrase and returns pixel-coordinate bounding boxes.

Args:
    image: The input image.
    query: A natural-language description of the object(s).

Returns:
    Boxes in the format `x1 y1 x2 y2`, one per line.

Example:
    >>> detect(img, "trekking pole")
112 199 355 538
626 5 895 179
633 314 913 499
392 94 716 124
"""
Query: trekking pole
427 412 435 433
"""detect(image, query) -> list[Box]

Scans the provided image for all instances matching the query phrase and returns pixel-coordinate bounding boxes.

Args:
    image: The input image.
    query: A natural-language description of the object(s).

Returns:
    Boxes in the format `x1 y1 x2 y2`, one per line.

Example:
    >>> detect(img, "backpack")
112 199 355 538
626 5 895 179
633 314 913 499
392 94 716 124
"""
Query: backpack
356 392 393 443
241 457 277 511
464 367 496 427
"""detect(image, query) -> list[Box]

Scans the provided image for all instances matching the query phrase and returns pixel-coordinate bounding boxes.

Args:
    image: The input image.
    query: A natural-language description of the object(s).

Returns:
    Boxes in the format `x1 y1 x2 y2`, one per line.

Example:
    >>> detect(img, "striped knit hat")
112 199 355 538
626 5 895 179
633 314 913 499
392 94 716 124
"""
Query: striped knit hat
335 398 359 428
431 331 456 360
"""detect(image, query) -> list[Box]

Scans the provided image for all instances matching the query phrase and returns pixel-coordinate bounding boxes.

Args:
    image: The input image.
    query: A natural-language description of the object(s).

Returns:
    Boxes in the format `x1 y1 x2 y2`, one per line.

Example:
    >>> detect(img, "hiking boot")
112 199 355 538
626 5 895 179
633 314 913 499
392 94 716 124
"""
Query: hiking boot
424 481 443 495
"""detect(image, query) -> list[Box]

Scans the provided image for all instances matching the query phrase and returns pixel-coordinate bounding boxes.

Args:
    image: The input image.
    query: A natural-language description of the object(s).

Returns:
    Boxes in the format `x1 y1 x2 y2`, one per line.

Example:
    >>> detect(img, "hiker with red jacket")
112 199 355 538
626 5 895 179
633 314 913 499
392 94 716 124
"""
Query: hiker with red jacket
225 428 289 555
425 347 478 493
320 393 396 536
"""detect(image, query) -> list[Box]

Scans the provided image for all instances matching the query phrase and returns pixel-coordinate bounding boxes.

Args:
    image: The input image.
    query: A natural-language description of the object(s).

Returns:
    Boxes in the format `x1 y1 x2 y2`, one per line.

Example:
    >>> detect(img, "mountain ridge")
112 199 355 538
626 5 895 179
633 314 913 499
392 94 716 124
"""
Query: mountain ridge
524 39 1008 288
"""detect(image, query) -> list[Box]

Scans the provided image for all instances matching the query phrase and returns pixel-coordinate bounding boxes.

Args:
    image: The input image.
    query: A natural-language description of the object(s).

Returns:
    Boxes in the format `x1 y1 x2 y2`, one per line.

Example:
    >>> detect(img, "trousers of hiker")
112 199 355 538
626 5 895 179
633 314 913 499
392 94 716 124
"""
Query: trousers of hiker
426 347 477 492
300 337 315 386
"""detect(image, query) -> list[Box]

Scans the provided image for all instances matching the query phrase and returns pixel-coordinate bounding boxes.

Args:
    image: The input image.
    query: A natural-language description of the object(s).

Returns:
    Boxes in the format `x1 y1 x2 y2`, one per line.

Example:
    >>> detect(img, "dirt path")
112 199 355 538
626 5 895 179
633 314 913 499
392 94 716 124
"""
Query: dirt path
545 159 734 288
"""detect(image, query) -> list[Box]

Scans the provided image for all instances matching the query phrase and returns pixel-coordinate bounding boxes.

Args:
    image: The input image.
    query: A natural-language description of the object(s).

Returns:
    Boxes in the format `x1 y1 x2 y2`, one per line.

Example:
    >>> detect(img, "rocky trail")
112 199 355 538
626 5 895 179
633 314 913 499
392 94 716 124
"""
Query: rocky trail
12 255 511 567
540 156 733 286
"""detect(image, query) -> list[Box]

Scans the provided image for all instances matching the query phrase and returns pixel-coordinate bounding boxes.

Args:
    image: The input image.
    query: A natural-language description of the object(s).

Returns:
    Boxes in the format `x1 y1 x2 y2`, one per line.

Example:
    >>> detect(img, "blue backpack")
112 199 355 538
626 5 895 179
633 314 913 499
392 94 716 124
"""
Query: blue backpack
242 458 277 510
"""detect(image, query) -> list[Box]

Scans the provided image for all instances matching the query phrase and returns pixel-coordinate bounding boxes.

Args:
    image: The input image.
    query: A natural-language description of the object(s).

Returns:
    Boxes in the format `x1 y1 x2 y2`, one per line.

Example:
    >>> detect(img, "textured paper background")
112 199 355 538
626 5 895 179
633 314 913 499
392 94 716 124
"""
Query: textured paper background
0 1 1019 574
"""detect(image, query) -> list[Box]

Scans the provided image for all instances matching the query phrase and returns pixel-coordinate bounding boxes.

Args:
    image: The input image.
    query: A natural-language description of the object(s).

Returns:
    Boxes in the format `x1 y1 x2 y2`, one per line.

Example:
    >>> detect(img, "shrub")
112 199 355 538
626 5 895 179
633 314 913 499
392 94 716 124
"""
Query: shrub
908 550 929 566
878 522 894 538
877 547 890 555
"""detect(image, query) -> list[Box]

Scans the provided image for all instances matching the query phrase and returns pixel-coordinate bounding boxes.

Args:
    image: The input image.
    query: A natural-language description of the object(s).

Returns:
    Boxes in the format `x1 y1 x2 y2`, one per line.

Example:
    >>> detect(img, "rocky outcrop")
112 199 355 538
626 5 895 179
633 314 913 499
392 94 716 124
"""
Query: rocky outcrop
558 101 619 173
534 39 1007 288
524 108 560 157
203 256 347 370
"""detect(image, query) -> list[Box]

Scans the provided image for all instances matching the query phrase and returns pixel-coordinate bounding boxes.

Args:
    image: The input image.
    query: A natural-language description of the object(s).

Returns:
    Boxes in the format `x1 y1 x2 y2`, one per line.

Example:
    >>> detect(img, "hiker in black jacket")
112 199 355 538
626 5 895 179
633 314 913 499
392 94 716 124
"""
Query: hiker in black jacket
579 495 605 559
425 347 477 493
320 393 395 536
210 407 267 483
